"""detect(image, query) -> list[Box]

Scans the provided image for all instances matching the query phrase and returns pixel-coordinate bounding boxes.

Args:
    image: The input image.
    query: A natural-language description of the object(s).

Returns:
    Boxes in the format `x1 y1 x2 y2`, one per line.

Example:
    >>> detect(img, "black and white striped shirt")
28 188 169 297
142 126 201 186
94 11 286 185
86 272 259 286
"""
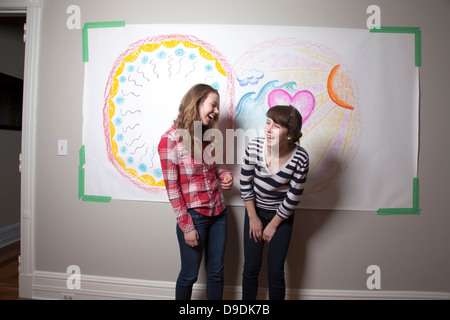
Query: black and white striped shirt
240 137 309 219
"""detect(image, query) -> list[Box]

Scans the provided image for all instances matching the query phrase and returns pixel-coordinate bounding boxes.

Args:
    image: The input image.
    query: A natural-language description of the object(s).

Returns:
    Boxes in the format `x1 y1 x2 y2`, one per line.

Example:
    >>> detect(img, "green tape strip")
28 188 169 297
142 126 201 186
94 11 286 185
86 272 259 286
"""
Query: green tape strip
376 208 421 215
412 177 420 209
82 195 112 203
79 145 85 168
82 26 88 62
370 26 420 33
370 26 422 67
78 145 112 203
82 21 126 62
78 145 85 200
414 29 422 67
377 178 421 215
78 167 85 200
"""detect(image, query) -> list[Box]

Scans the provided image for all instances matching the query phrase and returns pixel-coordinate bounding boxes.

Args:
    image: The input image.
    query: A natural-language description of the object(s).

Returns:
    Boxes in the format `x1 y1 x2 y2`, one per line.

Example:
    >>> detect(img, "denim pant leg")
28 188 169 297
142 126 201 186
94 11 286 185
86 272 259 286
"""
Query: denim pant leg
267 213 294 300
175 209 227 300
205 209 227 300
242 207 294 300
242 211 264 300
176 215 203 300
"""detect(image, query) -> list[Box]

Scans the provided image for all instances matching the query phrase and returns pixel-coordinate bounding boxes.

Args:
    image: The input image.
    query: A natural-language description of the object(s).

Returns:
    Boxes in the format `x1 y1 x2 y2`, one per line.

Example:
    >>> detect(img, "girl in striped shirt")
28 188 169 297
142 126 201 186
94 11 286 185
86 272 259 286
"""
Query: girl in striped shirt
240 105 309 300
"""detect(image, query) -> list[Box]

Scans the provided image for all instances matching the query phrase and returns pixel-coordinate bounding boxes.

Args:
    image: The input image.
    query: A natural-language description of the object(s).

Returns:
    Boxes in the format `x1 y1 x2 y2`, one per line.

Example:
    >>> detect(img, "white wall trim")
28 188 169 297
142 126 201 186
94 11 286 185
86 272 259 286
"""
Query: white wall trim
29 271 450 300
20 2 41 299
0 223 20 248
0 0 41 9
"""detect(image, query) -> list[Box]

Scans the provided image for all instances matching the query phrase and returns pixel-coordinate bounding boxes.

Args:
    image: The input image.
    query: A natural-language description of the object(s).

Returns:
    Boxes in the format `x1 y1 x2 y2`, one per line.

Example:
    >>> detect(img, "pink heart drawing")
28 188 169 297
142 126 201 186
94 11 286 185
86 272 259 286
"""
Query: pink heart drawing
268 89 315 124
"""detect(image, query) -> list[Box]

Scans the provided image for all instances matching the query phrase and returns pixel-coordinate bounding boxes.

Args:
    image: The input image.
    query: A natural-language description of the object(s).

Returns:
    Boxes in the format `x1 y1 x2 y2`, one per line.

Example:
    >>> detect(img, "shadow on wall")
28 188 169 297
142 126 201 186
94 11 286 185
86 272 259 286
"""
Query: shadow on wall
223 206 243 291
285 208 334 298
285 156 342 299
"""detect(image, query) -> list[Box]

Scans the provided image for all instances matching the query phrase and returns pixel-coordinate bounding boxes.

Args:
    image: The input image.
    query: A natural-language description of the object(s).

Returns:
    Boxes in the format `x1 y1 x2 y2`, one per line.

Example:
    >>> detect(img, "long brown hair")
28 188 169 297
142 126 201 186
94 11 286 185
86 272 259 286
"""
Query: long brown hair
174 84 220 155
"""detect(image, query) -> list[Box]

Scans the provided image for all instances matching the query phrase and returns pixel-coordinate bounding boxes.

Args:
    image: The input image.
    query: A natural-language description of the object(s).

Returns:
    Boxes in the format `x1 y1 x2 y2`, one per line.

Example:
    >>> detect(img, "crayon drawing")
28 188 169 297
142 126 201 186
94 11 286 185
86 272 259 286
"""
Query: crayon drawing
82 24 418 210
233 38 361 195
103 34 234 194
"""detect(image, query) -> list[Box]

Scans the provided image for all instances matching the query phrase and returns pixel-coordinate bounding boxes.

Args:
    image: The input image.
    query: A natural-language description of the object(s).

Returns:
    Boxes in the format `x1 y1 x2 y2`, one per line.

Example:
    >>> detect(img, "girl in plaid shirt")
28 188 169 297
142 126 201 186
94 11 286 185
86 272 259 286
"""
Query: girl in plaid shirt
158 84 233 300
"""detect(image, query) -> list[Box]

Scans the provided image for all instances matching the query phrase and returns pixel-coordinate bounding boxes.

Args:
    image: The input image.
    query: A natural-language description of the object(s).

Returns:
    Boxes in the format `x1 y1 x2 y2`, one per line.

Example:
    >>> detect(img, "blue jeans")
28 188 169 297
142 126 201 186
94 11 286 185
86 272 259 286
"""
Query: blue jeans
242 207 294 300
175 209 227 300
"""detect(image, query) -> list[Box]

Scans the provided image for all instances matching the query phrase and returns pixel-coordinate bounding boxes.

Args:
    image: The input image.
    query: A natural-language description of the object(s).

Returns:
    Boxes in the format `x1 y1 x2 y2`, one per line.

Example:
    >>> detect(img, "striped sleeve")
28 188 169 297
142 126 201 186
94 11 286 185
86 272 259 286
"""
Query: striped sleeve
276 148 309 219
239 138 260 201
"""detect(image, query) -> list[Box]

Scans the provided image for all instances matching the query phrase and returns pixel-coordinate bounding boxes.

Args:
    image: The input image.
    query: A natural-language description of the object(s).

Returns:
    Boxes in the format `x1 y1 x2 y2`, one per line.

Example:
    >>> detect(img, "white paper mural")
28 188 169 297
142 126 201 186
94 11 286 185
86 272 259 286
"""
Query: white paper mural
82 24 419 210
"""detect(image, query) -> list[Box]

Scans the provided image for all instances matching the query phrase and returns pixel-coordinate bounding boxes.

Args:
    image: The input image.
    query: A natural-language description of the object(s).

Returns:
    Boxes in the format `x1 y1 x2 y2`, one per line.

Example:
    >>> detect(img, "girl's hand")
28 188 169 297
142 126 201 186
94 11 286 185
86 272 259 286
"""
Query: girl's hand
221 174 233 190
263 215 284 243
249 216 263 242
184 229 199 247
262 223 277 243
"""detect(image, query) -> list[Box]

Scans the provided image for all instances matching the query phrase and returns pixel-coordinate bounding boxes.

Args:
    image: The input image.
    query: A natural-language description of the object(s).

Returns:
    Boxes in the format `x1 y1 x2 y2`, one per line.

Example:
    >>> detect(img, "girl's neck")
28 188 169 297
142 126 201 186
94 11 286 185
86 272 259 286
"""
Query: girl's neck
266 141 295 158
265 141 296 172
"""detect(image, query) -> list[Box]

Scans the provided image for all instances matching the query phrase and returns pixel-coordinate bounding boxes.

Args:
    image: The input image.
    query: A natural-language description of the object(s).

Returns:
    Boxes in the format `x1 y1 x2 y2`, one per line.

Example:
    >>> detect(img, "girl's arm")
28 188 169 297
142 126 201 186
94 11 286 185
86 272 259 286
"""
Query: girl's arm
157 133 194 234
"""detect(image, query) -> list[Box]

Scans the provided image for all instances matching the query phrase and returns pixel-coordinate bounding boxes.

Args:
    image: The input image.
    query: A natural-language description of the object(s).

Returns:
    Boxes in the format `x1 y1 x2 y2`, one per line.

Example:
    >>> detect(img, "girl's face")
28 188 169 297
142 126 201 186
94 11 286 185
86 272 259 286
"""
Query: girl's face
265 117 290 147
198 92 220 126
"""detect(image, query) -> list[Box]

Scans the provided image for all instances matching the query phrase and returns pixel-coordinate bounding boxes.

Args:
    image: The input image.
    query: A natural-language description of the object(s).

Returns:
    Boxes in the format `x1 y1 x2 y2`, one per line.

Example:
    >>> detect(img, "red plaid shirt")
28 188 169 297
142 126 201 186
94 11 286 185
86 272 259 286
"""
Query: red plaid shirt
158 127 231 233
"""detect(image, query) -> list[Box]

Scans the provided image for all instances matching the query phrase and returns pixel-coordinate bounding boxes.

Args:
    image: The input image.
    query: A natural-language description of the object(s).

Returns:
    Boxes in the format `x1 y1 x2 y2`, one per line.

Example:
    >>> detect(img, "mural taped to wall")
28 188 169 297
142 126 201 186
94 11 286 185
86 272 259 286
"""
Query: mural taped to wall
82 24 419 211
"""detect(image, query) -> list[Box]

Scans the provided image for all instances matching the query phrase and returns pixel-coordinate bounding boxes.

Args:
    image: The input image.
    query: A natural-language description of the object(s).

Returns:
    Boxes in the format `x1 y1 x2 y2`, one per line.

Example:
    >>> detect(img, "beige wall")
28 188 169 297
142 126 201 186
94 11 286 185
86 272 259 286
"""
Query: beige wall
30 0 450 295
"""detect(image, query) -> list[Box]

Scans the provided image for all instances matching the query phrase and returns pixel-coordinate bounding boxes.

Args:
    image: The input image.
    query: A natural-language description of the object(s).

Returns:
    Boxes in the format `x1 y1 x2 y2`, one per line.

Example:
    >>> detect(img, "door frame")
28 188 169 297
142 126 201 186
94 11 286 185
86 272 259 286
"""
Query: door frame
0 0 41 299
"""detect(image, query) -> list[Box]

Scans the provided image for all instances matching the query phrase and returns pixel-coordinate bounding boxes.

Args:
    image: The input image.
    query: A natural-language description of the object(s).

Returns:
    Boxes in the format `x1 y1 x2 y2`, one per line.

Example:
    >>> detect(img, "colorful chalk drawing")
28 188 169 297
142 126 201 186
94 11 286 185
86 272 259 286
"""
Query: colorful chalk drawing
103 35 234 194
233 38 361 195
103 35 361 196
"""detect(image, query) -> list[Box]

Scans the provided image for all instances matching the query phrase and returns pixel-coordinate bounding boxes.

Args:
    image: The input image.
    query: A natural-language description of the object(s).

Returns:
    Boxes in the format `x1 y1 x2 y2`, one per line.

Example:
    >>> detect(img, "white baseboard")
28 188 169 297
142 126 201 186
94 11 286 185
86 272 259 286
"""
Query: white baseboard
25 270 450 300
0 223 20 248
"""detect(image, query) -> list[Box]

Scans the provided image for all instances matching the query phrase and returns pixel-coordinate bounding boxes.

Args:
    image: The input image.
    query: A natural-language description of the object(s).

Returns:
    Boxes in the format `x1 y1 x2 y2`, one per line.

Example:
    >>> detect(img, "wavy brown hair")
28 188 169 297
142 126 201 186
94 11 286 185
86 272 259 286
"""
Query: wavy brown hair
174 84 220 155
